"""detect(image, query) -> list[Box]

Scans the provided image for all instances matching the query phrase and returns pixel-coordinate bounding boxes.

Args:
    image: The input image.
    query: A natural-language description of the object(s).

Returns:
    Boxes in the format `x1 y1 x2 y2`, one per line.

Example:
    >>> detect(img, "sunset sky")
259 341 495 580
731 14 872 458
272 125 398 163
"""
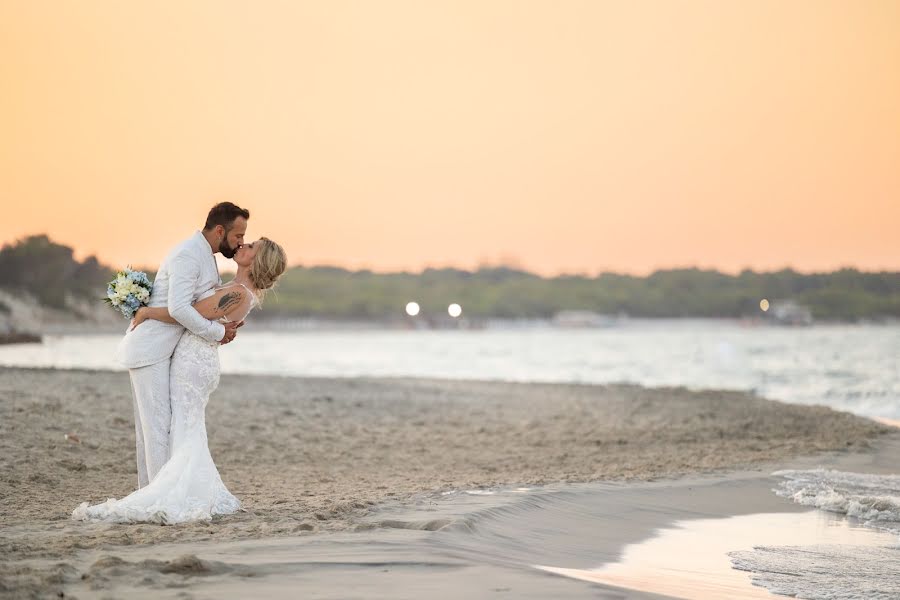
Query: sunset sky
1 0 898 276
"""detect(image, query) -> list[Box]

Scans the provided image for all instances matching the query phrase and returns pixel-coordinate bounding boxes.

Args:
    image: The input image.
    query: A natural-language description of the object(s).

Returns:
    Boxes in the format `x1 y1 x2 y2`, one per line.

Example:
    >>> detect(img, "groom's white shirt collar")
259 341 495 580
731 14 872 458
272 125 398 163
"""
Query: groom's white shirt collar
195 230 222 284
195 230 215 254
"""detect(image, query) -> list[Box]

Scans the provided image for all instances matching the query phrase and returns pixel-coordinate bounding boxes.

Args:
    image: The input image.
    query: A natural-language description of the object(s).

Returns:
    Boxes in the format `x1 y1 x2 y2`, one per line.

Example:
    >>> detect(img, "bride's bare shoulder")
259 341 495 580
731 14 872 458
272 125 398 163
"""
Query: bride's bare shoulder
219 286 245 305
196 284 250 317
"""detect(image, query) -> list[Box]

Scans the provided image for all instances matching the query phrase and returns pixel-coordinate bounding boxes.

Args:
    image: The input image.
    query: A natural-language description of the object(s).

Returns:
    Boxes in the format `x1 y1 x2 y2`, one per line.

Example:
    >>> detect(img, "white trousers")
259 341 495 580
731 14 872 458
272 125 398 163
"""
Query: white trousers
129 360 171 488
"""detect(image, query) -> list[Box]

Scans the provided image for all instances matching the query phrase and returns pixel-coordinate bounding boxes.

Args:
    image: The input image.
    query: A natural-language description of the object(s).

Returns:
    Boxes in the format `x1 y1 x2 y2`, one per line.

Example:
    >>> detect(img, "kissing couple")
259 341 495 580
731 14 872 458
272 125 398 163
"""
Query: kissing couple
73 202 287 524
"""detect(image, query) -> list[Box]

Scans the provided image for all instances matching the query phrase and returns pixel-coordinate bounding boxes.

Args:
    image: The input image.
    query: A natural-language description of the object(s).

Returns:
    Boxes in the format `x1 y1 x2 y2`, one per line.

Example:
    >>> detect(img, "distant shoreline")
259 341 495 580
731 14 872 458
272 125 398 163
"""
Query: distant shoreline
3 234 899 324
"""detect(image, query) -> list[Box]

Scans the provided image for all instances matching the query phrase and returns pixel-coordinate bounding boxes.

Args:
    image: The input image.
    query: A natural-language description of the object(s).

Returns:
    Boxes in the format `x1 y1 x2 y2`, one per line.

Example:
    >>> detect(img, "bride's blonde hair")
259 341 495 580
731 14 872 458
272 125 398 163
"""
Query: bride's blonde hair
249 237 287 303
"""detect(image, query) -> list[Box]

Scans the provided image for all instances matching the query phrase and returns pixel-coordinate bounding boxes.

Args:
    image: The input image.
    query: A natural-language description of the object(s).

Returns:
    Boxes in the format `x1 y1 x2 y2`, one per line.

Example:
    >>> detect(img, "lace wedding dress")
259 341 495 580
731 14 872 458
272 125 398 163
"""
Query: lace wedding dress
72 283 256 524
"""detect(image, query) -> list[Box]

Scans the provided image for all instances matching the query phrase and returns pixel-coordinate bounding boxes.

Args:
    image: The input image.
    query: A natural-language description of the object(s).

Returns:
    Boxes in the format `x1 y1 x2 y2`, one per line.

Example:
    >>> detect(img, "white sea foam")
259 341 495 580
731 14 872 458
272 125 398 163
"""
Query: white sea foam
730 544 900 599
773 469 900 533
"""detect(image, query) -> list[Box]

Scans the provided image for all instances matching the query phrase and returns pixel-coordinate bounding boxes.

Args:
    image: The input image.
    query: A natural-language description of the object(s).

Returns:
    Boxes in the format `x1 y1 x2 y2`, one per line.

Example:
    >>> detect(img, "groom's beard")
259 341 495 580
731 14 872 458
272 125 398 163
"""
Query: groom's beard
218 239 238 259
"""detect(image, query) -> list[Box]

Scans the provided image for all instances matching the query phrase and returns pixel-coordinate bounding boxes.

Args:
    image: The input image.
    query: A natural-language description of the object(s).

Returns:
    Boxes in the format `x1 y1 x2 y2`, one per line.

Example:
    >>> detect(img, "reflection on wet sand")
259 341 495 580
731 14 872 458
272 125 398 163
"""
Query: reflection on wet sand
536 511 895 600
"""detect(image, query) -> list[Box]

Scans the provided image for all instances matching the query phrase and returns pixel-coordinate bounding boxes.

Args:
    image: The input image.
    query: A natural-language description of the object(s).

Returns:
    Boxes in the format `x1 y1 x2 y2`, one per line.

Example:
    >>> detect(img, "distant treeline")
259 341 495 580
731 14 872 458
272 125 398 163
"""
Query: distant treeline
1 234 898 321
267 264 900 321
0 235 112 309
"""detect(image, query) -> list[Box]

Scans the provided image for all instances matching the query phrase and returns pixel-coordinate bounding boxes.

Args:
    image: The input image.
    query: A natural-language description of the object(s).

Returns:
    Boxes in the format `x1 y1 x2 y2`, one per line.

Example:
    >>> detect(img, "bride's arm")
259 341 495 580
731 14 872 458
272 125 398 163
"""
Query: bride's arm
131 306 177 328
189 287 248 321
131 288 248 329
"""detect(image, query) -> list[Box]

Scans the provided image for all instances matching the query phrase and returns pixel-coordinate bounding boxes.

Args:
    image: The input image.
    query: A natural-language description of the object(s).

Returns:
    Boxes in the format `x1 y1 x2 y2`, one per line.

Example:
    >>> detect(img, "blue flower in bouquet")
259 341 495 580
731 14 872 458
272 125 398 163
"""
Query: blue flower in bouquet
104 267 153 319
126 270 151 287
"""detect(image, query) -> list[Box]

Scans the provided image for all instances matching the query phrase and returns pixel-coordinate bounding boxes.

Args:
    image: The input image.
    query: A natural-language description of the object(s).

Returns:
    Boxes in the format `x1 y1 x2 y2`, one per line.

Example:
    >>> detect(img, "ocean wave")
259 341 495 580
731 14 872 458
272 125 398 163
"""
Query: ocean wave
773 469 900 533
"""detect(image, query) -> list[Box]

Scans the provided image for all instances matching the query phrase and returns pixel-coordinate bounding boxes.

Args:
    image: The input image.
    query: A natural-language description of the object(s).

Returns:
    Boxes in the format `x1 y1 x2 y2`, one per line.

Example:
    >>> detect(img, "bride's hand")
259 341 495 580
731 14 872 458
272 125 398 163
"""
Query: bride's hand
130 307 149 330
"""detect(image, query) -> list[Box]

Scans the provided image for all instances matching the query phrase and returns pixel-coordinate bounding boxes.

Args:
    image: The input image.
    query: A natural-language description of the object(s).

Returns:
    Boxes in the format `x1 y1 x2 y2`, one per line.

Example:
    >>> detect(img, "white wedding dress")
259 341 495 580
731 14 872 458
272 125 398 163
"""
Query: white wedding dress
73 283 256 524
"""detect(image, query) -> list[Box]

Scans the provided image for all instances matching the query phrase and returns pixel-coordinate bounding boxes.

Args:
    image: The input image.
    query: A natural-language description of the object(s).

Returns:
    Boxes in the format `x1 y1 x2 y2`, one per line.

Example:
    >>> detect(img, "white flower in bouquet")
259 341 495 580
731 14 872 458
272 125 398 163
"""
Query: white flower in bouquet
104 267 153 319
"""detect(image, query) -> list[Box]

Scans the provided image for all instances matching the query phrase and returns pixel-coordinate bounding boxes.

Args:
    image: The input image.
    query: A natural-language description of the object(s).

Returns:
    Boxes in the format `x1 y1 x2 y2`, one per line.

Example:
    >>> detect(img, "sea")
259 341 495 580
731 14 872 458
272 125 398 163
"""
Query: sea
1 318 897 418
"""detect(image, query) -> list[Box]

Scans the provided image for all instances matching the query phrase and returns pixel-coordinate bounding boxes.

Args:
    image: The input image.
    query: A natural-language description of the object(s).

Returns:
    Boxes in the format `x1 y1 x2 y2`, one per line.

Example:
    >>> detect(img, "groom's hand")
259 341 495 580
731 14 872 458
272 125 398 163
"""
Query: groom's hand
220 320 242 345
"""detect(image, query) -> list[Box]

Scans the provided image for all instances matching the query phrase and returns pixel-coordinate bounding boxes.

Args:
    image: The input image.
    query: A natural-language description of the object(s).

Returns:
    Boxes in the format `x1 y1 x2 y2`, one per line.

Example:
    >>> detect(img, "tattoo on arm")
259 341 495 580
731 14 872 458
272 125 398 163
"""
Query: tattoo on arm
216 291 242 314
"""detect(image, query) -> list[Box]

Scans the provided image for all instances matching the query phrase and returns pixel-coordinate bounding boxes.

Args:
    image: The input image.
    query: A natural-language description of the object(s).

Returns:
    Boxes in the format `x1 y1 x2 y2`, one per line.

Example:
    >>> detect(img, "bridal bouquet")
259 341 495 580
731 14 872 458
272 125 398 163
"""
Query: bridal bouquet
104 267 153 319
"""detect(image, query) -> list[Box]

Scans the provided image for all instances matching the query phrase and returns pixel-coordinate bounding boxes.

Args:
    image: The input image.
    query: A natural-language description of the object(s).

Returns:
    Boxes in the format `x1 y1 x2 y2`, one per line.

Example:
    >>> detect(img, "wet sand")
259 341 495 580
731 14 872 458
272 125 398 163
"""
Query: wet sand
0 366 891 598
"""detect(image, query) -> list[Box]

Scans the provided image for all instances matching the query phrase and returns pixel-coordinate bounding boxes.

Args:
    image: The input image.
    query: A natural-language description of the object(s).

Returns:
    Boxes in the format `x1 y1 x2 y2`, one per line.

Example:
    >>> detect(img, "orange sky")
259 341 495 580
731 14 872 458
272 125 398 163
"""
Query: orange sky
1 0 898 276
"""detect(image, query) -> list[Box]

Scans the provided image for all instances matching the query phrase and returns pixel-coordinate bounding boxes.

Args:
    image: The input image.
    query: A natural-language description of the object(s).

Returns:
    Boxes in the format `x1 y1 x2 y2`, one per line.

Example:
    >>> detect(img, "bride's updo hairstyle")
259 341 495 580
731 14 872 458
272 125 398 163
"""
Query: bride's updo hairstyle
249 237 287 303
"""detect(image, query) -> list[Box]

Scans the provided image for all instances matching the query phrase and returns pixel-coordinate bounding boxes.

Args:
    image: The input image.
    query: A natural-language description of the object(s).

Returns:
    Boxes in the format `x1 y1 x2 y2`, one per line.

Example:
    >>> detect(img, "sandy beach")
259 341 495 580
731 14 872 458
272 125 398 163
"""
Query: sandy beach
0 366 892 598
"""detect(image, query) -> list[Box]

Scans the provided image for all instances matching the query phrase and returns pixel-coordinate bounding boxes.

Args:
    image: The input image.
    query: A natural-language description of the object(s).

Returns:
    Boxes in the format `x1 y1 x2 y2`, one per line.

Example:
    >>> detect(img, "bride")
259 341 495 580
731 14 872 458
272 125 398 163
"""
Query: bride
73 237 287 524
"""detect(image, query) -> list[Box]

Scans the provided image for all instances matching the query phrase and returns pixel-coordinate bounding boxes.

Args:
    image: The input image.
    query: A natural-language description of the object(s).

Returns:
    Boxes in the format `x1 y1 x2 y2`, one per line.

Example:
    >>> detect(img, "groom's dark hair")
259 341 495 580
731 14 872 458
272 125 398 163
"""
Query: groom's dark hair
204 202 250 231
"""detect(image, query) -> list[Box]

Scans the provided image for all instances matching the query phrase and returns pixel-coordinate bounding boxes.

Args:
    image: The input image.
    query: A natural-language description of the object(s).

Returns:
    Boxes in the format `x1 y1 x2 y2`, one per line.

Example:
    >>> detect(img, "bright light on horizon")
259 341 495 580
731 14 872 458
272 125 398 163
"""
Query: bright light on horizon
448 303 462 318
405 302 420 316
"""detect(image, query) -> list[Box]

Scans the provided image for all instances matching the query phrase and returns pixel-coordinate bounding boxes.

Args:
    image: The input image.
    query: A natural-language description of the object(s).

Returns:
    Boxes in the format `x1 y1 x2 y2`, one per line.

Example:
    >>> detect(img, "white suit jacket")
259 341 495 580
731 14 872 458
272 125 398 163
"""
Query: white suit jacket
117 231 226 369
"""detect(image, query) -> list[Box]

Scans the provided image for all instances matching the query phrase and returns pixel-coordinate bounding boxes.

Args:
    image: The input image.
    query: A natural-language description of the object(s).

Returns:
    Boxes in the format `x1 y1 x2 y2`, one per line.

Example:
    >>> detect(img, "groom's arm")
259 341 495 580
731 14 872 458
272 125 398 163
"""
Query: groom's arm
167 252 226 343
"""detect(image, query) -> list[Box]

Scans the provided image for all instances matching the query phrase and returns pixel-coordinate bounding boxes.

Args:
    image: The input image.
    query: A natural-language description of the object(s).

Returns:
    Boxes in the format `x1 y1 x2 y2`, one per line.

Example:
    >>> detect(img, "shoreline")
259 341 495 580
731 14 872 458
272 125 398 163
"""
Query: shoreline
9 437 900 599
0 366 893 597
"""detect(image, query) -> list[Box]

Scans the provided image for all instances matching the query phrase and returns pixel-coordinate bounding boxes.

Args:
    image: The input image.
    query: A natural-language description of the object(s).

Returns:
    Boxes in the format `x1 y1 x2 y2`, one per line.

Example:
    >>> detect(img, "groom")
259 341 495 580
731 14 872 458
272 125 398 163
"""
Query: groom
118 202 249 488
